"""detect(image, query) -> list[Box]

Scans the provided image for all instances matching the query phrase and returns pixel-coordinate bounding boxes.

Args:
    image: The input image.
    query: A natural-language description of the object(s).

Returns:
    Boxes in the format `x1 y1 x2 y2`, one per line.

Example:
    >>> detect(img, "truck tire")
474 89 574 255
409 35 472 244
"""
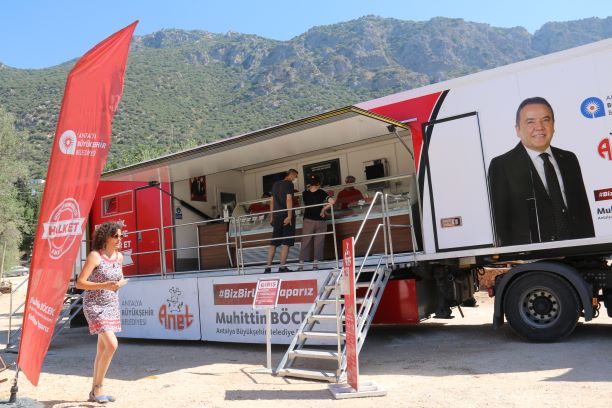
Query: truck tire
503 272 580 342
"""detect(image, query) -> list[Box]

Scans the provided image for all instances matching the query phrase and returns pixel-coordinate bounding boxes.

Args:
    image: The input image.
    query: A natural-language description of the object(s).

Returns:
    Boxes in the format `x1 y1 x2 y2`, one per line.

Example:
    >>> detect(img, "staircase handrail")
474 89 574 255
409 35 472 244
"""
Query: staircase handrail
274 268 341 374
383 193 417 267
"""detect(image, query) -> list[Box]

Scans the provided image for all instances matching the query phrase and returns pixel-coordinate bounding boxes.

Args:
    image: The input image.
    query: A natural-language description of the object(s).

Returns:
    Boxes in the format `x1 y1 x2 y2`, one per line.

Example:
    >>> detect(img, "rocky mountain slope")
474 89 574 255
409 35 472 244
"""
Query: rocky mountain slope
0 15 610 175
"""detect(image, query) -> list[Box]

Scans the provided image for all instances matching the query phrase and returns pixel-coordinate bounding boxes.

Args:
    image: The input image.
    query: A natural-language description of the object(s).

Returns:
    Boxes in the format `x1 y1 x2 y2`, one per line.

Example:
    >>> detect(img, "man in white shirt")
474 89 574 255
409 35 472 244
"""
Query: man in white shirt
488 97 595 246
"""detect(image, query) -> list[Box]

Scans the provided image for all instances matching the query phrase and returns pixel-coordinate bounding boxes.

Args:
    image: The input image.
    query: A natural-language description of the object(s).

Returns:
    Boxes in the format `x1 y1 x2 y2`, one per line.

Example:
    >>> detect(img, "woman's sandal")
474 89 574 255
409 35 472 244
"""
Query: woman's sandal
88 390 109 404
88 384 113 404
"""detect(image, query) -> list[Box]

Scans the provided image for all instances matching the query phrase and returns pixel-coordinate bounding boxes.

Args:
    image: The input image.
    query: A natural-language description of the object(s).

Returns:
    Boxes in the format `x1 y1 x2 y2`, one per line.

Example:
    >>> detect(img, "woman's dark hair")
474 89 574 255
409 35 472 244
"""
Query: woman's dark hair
92 222 122 251
308 175 321 186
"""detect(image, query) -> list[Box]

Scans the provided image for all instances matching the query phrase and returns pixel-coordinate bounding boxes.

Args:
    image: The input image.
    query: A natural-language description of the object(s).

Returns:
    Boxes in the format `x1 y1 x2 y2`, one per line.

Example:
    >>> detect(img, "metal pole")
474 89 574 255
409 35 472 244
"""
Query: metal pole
236 218 243 274
382 195 389 267
157 228 164 279
7 281 13 346
266 308 272 370
3 240 9 346
330 206 339 269
232 219 239 271
196 225 201 271
407 196 418 264
384 195 395 267
158 182 167 278
0 241 6 281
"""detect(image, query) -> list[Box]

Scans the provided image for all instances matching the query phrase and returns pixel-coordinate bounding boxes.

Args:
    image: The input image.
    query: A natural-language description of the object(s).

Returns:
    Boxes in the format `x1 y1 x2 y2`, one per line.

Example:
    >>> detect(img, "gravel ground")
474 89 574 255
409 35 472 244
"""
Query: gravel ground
1 277 612 408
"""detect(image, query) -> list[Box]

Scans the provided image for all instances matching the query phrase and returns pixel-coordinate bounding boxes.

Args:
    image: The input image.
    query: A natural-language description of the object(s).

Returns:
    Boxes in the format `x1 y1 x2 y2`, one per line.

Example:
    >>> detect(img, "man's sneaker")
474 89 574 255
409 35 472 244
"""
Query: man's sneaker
264 267 271 274
278 266 293 273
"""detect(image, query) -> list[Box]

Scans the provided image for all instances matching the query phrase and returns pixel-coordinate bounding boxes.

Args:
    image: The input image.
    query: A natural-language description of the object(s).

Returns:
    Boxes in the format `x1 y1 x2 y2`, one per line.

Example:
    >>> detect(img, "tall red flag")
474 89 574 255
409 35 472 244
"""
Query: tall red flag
18 21 138 386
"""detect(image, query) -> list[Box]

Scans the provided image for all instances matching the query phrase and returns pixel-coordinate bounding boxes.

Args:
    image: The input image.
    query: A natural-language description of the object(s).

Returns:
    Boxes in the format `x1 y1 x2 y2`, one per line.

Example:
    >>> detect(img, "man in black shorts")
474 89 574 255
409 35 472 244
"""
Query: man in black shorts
265 169 298 273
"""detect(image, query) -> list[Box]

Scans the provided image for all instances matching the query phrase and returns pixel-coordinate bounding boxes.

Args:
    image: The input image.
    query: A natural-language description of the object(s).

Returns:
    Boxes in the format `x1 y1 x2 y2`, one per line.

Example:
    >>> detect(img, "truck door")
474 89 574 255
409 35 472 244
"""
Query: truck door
422 112 494 251
134 186 164 274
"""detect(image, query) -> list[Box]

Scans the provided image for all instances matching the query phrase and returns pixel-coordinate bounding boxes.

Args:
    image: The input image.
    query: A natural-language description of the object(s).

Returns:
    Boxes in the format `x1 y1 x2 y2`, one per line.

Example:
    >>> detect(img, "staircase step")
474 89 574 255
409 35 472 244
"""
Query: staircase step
308 314 344 323
289 349 340 360
353 267 379 273
324 282 370 292
317 298 344 306
317 297 365 306
300 331 345 341
277 367 337 382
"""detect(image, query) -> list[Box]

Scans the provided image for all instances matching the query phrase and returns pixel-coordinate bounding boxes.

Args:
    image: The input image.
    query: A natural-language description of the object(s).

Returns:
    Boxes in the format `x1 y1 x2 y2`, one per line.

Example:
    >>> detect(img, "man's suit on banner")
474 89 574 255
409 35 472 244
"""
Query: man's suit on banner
488 142 594 246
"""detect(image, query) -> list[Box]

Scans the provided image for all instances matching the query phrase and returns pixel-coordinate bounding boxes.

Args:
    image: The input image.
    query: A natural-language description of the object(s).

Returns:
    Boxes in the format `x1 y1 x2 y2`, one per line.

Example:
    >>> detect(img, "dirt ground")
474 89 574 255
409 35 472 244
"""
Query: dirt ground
2 275 612 408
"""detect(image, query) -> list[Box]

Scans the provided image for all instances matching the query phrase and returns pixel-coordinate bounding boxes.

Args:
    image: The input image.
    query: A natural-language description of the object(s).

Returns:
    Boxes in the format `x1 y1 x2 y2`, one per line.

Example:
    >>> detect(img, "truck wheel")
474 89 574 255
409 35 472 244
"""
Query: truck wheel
503 273 580 342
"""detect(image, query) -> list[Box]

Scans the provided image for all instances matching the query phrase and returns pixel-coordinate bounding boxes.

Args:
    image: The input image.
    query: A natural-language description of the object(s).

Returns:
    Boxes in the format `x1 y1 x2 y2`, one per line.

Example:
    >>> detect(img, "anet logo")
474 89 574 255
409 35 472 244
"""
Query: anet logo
598 136 612 161
158 287 194 331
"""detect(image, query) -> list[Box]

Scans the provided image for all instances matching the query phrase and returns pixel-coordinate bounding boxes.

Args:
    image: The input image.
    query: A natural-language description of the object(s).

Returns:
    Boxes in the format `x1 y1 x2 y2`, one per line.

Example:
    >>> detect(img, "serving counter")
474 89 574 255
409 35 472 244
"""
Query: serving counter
198 195 414 269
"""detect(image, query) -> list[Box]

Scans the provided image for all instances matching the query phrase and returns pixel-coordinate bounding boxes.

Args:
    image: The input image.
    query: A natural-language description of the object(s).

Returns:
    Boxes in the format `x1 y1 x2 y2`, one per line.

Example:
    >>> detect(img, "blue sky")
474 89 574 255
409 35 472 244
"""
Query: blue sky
2 0 612 69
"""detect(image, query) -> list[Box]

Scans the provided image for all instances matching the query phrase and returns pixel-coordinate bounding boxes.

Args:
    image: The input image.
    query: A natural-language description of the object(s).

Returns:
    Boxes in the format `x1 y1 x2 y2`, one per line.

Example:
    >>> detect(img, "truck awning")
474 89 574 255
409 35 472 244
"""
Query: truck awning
102 105 410 183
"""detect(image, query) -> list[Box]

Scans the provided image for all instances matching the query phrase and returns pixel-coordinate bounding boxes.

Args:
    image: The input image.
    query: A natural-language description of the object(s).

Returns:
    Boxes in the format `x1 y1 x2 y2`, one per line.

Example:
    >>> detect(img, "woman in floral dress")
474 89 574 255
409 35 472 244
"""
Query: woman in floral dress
76 222 128 404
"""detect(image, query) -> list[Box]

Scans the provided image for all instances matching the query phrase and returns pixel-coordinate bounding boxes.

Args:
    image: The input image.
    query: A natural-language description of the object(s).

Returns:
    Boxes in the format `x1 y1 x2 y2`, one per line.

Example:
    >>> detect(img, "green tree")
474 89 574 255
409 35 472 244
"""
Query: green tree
15 178 42 261
0 106 28 268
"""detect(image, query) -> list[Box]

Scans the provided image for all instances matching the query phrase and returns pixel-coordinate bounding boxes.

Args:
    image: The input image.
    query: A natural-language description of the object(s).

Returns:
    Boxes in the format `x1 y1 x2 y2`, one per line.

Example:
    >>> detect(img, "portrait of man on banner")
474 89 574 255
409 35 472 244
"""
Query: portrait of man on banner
488 96 594 246
190 176 207 201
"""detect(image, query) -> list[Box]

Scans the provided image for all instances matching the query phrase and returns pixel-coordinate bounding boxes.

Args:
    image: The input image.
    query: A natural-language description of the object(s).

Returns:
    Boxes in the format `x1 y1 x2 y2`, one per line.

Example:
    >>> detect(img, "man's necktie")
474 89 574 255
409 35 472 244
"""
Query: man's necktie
540 153 569 240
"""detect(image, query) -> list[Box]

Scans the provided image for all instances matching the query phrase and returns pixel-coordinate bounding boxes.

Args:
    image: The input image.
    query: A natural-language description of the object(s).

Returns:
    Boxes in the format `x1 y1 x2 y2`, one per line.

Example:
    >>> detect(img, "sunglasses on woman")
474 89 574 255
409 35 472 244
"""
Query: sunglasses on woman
112 233 124 239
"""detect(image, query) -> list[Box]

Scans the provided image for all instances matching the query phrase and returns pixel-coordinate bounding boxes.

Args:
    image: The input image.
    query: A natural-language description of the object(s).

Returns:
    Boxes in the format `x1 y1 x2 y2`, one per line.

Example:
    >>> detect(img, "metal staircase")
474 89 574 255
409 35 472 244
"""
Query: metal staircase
276 191 402 382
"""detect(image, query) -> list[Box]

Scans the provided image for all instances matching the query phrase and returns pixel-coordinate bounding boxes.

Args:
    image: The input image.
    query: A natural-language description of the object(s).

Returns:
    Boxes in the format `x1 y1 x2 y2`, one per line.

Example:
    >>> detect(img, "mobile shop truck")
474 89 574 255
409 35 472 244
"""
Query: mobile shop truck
87 38 612 344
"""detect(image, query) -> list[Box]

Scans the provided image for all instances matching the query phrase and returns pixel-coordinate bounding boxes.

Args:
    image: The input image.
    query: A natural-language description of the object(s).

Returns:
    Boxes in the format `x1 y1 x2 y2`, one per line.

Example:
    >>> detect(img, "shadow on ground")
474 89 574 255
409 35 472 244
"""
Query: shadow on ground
2 314 612 385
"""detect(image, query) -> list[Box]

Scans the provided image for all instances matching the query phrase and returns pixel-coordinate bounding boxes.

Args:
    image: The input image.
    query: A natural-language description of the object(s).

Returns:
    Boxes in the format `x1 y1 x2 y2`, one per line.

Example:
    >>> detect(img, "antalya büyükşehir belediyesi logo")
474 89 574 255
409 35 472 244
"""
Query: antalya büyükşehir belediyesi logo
580 97 606 119
59 130 77 155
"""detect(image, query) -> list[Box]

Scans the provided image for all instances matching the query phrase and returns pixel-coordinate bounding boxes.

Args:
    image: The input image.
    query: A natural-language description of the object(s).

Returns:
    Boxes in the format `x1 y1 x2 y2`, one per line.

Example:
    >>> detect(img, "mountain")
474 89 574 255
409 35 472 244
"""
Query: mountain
0 16 611 176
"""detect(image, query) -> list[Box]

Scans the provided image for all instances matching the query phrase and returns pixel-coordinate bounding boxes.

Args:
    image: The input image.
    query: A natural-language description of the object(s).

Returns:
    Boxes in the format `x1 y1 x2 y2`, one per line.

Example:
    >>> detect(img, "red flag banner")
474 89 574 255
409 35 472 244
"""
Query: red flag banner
341 237 359 392
18 21 137 386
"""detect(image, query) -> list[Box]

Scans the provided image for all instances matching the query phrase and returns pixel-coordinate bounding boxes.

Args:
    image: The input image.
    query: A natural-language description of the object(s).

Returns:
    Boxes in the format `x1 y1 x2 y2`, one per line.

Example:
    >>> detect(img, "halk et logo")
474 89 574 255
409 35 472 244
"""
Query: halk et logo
58 130 77 155
158 286 194 331
580 97 606 119
42 198 85 259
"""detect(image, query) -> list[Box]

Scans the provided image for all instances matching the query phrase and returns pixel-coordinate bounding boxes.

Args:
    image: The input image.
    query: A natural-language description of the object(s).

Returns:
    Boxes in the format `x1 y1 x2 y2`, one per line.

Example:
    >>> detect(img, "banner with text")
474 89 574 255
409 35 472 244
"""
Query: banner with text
200 271 333 344
18 22 137 386
117 278 201 340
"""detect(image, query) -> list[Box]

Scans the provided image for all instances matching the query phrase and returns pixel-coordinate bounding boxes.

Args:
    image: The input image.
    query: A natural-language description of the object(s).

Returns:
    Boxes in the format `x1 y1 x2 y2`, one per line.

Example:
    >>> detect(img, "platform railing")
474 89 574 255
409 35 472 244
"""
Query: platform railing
383 193 418 267
82 174 417 277
234 200 339 273
161 218 239 271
